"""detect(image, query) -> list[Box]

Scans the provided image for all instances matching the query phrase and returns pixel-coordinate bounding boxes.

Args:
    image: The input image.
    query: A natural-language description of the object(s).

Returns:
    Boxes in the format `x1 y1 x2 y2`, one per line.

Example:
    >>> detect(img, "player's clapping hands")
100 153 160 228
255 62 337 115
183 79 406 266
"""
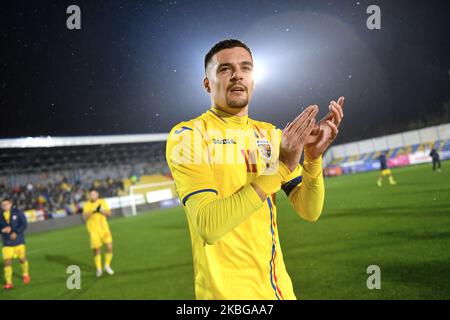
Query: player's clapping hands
279 97 344 171
305 96 345 160
279 105 319 171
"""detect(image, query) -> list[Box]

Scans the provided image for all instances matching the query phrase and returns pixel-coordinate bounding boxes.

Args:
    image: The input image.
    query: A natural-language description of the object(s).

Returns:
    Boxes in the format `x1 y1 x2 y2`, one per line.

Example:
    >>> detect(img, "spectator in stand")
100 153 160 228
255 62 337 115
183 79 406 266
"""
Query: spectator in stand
0 177 122 215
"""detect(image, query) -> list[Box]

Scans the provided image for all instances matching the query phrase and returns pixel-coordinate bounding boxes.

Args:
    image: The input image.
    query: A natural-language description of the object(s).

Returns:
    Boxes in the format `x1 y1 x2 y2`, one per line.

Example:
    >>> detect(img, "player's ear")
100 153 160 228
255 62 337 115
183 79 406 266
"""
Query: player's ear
203 77 211 93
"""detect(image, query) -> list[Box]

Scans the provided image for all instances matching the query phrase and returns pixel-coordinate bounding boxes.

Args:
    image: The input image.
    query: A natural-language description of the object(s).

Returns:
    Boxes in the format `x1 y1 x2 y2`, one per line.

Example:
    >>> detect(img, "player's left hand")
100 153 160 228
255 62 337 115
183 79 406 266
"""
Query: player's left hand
10 232 17 240
305 96 344 160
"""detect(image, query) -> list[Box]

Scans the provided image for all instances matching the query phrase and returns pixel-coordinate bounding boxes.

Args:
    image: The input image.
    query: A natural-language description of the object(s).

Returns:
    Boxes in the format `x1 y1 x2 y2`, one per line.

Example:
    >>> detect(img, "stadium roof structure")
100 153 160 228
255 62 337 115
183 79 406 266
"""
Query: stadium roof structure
0 140 168 175
0 133 169 149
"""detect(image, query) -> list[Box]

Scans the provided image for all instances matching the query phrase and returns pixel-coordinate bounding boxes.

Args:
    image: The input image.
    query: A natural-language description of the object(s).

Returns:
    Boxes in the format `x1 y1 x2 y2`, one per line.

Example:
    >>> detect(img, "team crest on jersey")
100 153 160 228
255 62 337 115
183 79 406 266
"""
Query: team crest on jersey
256 139 272 160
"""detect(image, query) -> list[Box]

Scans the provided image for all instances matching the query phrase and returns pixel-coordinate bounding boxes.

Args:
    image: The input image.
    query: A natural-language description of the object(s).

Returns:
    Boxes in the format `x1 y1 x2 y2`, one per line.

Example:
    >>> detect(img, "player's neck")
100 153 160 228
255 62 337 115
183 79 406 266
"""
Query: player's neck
213 104 248 117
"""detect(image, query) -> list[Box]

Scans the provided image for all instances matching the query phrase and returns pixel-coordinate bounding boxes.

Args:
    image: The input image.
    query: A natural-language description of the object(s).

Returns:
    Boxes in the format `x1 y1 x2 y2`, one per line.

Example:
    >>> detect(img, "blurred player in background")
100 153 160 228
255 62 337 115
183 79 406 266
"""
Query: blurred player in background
0 198 30 290
429 148 441 172
166 39 344 299
82 188 114 277
377 151 397 186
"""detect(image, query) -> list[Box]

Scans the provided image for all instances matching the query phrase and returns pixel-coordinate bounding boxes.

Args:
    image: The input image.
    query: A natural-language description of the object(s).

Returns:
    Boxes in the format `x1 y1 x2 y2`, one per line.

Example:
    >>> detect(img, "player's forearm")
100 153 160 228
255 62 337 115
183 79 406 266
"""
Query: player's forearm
83 212 93 220
185 163 290 244
186 184 264 245
251 161 292 199
289 156 325 222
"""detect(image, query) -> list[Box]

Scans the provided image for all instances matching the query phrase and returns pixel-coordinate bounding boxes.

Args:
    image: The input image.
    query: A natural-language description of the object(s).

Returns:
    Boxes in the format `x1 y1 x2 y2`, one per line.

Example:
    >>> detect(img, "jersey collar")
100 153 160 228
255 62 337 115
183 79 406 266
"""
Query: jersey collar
209 106 249 129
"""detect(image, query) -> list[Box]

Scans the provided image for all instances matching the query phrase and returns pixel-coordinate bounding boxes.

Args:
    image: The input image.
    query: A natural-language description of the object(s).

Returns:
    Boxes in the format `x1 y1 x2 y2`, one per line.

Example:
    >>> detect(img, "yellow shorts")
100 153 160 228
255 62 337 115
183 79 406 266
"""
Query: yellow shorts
2 244 26 260
89 229 113 249
381 169 392 176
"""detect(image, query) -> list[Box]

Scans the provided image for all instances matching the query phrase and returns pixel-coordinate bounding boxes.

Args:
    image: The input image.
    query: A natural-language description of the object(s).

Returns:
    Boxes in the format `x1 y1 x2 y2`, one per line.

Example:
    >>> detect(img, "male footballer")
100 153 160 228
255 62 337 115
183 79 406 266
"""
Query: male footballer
82 188 114 277
429 147 441 172
166 39 344 299
1 198 30 290
376 151 397 186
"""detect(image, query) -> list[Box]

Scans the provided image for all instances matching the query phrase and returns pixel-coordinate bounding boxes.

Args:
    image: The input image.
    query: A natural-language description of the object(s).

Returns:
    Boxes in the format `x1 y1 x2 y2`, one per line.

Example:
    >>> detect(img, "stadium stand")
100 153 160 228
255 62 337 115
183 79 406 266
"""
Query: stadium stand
0 136 171 221
324 123 450 176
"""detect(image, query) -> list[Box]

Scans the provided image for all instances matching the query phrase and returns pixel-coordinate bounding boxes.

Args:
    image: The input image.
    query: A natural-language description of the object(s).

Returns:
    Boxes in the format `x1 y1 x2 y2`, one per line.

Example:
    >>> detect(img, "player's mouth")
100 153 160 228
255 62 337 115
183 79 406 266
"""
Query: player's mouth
229 86 246 94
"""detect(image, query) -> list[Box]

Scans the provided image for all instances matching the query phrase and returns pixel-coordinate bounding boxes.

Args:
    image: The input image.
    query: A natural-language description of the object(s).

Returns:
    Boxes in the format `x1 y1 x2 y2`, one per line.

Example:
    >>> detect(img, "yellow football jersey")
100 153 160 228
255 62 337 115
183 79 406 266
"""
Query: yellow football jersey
3 210 11 224
166 106 325 300
82 199 111 233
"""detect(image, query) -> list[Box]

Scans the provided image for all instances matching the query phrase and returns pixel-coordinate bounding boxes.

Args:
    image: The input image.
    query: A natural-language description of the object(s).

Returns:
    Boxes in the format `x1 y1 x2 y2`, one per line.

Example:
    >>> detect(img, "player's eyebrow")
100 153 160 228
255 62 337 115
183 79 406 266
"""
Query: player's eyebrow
216 61 253 71
216 62 233 70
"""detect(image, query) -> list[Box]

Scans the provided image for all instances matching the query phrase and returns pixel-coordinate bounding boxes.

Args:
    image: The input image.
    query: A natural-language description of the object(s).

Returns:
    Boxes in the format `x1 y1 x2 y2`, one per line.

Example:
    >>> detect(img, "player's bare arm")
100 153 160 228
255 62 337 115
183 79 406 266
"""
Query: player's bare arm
83 211 93 220
102 209 112 217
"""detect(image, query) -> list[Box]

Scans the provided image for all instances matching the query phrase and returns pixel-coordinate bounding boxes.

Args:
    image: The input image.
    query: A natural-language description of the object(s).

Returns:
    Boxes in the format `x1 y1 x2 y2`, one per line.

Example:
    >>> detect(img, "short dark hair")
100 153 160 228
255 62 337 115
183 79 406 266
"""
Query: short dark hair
89 188 97 193
1 197 12 203
204 39 253 71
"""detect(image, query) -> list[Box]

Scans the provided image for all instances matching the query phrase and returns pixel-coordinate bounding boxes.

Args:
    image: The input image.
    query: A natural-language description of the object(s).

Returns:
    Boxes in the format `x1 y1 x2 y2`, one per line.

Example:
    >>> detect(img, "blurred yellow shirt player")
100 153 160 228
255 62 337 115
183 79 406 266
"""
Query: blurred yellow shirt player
83 188 114 277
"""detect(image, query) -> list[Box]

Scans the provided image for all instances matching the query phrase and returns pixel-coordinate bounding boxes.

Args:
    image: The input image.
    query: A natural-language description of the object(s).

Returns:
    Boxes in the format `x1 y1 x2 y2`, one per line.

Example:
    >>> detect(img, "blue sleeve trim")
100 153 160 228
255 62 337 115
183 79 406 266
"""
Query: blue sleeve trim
174 126 193 134
281 175 303 197
182 189 218 206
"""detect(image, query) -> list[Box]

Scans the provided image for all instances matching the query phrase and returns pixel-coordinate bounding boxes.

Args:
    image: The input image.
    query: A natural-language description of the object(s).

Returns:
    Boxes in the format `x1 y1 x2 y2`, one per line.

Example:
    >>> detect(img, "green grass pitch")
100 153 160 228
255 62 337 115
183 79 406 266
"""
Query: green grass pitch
2 162 449 299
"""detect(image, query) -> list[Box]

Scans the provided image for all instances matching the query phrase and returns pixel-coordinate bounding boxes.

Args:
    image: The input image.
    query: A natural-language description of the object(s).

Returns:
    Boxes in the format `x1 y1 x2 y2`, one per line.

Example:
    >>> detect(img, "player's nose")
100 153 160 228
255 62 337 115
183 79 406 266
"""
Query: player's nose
230 69 244 81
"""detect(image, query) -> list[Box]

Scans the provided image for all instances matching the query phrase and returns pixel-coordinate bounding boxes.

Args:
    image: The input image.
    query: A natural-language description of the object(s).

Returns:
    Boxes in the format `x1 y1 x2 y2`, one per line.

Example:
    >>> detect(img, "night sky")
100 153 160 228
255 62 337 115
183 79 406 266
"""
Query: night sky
1 0 449 144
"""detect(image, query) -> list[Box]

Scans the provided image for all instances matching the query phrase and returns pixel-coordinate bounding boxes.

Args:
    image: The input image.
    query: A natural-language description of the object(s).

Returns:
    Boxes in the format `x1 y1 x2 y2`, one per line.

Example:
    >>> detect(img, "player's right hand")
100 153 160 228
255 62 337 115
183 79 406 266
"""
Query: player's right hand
280 105 318 171
1 226 11 233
